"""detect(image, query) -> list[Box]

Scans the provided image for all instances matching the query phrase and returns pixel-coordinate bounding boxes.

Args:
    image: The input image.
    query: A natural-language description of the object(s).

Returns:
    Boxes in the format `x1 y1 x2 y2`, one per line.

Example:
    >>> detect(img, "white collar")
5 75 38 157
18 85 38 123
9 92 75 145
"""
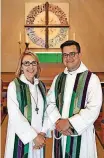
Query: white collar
20 74 39 86
64 62 88 75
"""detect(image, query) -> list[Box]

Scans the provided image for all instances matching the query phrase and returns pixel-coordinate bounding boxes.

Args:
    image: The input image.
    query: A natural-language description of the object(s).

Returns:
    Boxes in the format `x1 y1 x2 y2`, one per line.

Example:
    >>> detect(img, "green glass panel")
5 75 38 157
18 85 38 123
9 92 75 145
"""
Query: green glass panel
36 53 62 63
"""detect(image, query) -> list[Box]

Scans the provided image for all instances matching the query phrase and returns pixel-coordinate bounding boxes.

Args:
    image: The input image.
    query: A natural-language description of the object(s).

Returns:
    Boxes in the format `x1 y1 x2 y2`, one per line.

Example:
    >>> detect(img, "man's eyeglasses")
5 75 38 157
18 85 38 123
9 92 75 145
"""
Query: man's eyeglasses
62 52 78 58
22 61 37 66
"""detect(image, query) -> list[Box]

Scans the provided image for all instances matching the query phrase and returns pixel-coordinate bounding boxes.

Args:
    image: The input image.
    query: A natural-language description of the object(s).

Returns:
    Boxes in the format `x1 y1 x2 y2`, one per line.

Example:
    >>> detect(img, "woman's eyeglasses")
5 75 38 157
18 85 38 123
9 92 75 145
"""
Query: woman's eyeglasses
22 61 37 66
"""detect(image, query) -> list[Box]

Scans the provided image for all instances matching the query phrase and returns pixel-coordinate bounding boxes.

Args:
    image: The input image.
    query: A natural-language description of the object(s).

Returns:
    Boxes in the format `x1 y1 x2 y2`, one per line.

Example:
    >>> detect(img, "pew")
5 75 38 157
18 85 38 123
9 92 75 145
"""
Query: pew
1 63 65 91
1 64 104 91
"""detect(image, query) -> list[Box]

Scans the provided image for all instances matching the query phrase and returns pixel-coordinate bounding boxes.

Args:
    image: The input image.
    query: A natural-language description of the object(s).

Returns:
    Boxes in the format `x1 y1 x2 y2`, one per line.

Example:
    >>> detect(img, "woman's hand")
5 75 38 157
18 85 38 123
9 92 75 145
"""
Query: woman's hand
33 133 46 149
39 132 46 137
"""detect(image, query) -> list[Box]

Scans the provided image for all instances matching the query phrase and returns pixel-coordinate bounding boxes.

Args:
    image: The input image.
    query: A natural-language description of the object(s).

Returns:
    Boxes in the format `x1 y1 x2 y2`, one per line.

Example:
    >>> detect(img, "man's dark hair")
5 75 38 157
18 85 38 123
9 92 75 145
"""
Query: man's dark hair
60 40 81 53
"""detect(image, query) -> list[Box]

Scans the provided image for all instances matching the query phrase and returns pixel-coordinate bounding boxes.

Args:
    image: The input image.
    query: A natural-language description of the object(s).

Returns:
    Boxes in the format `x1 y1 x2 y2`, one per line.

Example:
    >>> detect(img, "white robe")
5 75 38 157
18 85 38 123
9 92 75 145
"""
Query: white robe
5 74 49 158
46 62 102 158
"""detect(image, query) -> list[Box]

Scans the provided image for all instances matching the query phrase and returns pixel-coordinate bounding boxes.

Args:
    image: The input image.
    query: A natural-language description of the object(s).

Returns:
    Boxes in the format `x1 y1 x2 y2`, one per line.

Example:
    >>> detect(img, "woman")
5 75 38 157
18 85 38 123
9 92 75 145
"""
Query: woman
5 51 49 158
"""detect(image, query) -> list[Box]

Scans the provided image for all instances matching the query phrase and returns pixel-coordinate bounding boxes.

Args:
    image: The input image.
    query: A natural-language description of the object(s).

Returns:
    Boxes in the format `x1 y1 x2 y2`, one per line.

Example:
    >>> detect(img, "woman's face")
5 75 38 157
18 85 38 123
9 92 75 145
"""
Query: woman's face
21 55 38 83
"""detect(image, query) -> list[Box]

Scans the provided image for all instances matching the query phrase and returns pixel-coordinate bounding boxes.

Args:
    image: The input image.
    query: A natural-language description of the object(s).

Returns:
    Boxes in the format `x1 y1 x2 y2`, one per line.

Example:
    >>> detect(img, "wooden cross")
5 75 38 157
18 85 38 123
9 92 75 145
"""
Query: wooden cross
24 2 70 48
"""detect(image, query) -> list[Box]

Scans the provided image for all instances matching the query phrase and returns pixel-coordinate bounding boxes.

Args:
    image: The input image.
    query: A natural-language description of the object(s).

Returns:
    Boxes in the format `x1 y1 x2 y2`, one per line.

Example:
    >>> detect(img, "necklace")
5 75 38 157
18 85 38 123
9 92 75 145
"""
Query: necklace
30 86 39 114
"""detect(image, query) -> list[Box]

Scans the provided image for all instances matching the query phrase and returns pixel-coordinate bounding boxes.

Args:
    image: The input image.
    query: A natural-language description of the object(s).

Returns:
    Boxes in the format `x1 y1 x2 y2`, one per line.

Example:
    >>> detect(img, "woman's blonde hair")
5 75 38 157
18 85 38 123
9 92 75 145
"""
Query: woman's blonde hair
15 50 41 78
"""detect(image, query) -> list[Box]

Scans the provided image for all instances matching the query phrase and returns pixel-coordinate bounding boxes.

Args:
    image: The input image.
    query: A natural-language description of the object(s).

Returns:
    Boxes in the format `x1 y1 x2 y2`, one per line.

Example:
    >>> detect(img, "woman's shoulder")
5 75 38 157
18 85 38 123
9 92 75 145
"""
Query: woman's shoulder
39 80 45 86
7 80 16 94
8 77 27 93
8 77 22 90
38 80 46 92
8 80 15 88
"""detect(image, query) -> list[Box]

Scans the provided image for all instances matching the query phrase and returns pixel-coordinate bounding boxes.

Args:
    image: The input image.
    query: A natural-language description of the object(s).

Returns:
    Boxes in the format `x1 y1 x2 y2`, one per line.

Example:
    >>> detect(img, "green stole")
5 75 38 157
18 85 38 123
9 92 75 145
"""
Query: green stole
54 70 92 158
13 78 46 158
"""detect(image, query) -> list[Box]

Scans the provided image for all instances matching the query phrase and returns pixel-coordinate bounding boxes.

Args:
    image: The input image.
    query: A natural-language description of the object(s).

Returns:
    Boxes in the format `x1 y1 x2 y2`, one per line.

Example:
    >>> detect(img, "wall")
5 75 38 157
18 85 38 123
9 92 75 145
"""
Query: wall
70 0 104 72
1 0 104 72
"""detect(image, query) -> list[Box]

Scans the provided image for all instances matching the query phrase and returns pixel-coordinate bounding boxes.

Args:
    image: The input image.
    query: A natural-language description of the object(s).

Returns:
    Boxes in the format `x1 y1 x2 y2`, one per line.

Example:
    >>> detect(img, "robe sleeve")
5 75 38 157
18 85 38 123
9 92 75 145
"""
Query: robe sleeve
69 74 102 135
41 112 52 137
45 75 61 127
7 81 37 145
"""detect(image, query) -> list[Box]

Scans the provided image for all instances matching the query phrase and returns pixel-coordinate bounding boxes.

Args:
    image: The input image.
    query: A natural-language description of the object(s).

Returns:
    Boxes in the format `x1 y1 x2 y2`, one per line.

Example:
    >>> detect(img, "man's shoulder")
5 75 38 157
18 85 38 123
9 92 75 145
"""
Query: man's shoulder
88 71 101 85
92 72 100 80
87 70 99 79
54 72 65 80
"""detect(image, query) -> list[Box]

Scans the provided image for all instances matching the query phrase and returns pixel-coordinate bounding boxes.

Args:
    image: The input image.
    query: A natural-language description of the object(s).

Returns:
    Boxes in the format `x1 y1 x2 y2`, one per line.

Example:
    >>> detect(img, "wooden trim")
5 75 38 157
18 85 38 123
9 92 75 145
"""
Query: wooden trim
24 24 70 27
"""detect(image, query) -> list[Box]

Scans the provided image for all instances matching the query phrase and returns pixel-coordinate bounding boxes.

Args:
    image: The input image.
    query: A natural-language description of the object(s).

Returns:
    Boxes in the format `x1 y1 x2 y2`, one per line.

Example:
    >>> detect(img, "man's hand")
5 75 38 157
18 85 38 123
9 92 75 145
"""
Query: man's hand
61 128 74 136
33 134 46 149
55 119 73 133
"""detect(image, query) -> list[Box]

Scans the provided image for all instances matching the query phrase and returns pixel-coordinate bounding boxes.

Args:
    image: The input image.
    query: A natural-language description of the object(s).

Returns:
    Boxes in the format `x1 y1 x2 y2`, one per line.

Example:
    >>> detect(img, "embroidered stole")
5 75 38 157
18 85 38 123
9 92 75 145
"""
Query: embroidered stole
54 71 92 158
13 78 46 158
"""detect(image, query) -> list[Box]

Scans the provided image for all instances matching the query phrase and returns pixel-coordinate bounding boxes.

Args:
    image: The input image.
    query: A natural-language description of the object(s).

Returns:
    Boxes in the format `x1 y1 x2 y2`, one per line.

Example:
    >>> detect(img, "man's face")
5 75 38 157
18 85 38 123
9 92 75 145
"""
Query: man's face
62 45 81 71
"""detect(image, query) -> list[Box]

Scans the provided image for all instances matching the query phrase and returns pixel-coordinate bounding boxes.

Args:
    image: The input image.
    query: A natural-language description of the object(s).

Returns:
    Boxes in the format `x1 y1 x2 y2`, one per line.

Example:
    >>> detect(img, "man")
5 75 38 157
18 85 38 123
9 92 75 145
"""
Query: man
46 40 102 158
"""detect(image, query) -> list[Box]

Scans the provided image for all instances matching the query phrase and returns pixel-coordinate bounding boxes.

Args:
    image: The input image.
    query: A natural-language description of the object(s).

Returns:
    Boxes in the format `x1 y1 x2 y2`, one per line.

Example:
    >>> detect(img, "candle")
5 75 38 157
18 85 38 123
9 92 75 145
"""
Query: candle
19 32 21 42
73 32 75 40
26 37 29 43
